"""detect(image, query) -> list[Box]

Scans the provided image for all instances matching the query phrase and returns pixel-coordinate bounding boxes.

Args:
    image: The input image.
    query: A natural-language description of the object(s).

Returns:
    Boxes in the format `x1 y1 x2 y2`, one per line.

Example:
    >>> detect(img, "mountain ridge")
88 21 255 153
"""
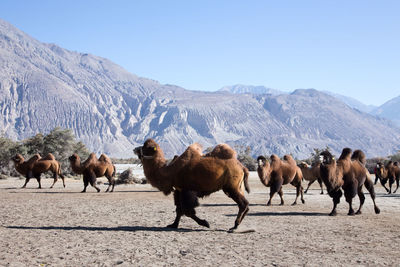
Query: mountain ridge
1 18 399 158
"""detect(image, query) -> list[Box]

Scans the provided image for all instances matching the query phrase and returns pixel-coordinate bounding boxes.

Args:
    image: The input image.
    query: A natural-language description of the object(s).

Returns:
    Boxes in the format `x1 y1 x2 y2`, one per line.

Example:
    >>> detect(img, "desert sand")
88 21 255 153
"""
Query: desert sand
0 172 399 266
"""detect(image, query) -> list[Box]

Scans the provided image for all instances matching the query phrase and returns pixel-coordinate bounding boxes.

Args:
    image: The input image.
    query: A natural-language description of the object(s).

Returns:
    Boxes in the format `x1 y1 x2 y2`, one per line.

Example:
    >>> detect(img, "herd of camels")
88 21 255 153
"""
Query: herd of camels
11 139 400 232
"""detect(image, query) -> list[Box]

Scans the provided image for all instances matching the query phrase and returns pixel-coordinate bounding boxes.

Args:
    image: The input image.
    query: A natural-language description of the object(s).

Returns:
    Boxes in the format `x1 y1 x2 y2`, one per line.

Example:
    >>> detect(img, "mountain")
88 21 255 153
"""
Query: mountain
323 91 377 113
219 84 284 95
1 18 400 159
372 95 400 126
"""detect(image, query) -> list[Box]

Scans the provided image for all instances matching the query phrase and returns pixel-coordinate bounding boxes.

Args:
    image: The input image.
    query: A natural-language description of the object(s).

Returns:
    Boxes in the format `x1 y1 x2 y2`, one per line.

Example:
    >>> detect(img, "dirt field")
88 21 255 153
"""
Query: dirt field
1 173 399 266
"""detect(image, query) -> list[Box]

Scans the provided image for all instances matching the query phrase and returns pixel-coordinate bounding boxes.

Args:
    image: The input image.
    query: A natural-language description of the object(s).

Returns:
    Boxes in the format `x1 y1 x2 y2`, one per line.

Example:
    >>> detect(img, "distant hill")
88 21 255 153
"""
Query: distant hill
1 18 399 158
372 95 400 126
323 91 377 113
219 84 284 95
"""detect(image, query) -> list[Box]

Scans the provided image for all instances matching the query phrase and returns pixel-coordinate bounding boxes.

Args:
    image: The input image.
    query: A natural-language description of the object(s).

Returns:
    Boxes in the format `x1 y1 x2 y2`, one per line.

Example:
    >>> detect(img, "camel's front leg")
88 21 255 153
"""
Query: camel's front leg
167 191 183 228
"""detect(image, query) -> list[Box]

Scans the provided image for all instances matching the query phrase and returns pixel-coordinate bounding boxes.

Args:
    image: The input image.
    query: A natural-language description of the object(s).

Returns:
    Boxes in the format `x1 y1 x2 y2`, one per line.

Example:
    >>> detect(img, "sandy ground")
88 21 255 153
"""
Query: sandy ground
0 173 399 267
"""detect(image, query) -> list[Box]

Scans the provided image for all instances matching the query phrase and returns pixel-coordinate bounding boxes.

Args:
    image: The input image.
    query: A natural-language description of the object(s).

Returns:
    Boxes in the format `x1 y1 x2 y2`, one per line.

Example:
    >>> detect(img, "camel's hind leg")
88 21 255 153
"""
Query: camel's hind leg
105 175 115 192
50 172 58 189
292 183 305 205
393 178 399 194
225 188 249 232
278 187 284 205
60 174 65 188
304 180 315 194
364 177 380 214
355 186 365 215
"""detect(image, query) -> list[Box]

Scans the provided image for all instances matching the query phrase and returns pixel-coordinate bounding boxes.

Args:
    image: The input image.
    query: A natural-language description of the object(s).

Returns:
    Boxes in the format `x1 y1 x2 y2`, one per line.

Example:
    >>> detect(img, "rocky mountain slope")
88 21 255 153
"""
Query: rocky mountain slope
372 96 400 126
1 18 399 158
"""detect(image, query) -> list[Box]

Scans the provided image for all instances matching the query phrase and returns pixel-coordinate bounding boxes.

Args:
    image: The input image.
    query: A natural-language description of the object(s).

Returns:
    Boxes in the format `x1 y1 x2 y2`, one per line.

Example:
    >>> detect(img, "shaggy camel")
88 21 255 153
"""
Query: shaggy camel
319 148 380 216
134 139 250 232
257 154 304 206
68 153 116 193
298 162 324 194
375 161 400 194
11 153 65 189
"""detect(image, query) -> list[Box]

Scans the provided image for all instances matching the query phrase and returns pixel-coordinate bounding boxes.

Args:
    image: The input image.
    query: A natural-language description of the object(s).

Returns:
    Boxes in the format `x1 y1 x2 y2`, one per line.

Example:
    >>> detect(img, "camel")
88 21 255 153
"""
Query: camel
11 153 65 189
68 153 116 193
298 162 324 194
375 161 400 194
319 148 380 216
134 139 250 232
256 154 304 206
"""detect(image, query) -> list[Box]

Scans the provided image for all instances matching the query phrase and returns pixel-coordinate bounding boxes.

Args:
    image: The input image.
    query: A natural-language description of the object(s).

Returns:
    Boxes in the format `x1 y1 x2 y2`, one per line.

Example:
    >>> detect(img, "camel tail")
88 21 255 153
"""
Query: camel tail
243 166 250 194
112 164 116 177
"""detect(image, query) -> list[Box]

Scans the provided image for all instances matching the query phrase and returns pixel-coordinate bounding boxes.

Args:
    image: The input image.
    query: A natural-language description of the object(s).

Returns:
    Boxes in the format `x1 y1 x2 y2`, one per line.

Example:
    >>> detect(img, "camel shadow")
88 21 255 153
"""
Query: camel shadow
226 211 326 217
6 225 214 233
201 203 265 207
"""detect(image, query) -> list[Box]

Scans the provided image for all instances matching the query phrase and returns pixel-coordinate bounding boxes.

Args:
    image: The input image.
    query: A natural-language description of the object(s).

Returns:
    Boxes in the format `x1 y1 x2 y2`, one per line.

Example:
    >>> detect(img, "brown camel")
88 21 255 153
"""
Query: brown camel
68 153 116 193
11 153 65 189
256 154 304 206
319 148 380 216
298 162 324 194
134 139 250 232
375 161 400 194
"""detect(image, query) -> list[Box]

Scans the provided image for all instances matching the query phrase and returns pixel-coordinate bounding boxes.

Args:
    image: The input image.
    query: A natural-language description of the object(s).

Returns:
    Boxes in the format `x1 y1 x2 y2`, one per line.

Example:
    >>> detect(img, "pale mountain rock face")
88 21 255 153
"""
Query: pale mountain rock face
1 18 399 158
372 96 400 126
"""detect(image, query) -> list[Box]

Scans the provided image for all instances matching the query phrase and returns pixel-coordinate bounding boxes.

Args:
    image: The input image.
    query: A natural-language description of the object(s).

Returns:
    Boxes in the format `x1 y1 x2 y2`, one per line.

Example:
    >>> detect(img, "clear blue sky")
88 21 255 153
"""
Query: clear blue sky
1 0 399 105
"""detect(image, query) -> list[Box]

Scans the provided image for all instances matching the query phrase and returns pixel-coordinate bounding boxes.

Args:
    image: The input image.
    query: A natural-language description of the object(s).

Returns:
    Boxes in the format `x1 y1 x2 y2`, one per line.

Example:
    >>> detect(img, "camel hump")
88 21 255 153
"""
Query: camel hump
99 153 112 164
270 154 280 162
339 148 352 160
351 149 366 165
283 154 296 164
27 154 41 163
41 153 56 161
206 143 237 159
181 143 203 160
83 153 98 167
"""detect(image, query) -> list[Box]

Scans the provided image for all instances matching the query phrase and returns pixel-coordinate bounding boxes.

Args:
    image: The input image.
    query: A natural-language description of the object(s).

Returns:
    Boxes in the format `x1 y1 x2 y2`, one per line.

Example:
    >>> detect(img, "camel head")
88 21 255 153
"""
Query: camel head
257 156 271 186
11 154 24 164
319 151 335 165
134 139 164 162
298 162 309 169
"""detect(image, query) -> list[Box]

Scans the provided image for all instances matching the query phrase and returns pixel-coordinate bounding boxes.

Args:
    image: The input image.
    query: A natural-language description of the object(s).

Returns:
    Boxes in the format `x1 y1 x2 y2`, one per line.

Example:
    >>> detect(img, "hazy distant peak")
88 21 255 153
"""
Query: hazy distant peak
219 84 284 95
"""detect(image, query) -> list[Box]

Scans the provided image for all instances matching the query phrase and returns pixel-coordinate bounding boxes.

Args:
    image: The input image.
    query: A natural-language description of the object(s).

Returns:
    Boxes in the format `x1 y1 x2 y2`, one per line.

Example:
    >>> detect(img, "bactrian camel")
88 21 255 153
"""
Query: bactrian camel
11 153 65 189
257 154 304 206
134 139 250 232
68 153 116 192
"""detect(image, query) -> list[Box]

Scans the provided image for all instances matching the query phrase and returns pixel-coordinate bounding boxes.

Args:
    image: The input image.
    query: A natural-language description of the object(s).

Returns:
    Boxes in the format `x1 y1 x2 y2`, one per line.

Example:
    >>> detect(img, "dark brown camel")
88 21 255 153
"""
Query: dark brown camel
257 154 304 206
319 148 380 216
134 139 250 232
375 161 400 194
298 162 324 194
68 153 116 193
11 153 65 189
